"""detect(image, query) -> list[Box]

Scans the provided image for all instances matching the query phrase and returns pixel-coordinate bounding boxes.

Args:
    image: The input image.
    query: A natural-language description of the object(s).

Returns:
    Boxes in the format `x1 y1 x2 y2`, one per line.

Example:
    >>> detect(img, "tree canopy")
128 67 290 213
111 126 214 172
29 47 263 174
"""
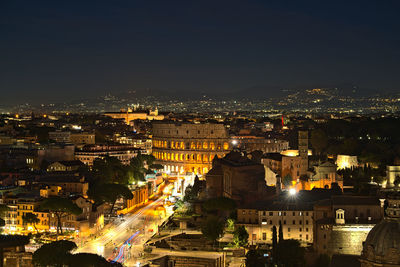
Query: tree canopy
276 239 305 267
245 249 267 267
33 240 121 267
87 183 133 214
202 197 236 212
22 212 40 233
33 240 77 267
233 225 249 247
40 197 82 235
201 215 225 243
310 129 328 156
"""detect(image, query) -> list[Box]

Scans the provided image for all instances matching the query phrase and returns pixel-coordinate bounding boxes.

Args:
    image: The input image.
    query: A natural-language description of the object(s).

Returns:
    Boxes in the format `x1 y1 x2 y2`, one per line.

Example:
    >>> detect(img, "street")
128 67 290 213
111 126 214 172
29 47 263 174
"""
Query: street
75 195 173 266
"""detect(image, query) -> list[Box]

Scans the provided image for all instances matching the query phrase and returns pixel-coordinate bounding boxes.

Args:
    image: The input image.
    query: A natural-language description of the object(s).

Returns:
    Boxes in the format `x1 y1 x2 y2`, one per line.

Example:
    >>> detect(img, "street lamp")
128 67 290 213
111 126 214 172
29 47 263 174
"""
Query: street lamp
289 188 296 196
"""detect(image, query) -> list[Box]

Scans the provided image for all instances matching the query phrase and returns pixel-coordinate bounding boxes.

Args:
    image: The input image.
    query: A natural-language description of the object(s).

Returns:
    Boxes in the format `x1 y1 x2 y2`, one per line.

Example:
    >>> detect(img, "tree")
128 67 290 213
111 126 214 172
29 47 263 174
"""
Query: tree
33 240 121 267
191 175 201 197
233 225 249 247
278 221 283 243
93 156 129 184
201 216 225 245
311 129 328 156
245 249 267 267
129 152 163 183
0 204 9 228
40 197 82 236
226 218 235 232
129 153 147 182
33 240 77 267
272 225 277 262
88 183 133 214
22 212 40 234
202 197 236 213
276 239 305 267
313 254 331 267
66 253 123 267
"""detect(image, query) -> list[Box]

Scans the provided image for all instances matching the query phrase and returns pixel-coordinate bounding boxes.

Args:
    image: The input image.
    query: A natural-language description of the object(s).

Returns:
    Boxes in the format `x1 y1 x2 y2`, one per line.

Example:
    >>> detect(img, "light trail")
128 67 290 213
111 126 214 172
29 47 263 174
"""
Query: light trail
112 231 140 263
75 196 167 261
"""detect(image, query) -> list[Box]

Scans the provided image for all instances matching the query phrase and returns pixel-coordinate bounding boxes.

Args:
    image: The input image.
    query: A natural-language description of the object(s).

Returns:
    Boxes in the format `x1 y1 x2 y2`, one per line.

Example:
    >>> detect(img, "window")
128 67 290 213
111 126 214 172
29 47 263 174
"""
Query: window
293 220 296 225
306 234 309 240
299 220 302 225
306 228 308 232
262 211 266 216
293 212 295 216
299 234 302 239
263 233 267 240
283 220 286 225
269 212 273 216
270 220 273 225
323 234 326 239
299 228 302 232
278 211 282 216
306 220 309 225
283 212 286 216
299 211 302 216
288 228 291 232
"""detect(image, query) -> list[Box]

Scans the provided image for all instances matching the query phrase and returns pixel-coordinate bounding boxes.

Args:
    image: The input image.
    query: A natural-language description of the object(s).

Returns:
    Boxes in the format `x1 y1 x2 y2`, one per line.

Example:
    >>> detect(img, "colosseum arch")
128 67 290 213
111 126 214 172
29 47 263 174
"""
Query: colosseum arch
209 142 215 150
203 142 208 149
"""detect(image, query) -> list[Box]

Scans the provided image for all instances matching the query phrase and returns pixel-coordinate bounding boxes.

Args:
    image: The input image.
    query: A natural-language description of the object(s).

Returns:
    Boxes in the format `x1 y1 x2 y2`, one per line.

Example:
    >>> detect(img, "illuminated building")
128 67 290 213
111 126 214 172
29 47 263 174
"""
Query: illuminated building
303 162 343 190
104 108 164 124
360 192 400 266
75 144 144 166
118 184 150 214
70 132 95 146
206 150 274 203
237 202 314 245
46 160 84 172
298 131 309 177
384 166 400 188
313 195 383 256
1 235 32 267
262 131 311 189
35 175 89 197
232 136 289 154
113 134 152 154
152 122 231 175
262 153 302 186
336 155 358 170
48 130 71 143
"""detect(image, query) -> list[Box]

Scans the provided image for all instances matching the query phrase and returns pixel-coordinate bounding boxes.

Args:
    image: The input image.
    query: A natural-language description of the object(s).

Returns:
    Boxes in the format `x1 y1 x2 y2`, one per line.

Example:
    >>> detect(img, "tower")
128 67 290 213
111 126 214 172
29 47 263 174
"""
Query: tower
298 130 308 177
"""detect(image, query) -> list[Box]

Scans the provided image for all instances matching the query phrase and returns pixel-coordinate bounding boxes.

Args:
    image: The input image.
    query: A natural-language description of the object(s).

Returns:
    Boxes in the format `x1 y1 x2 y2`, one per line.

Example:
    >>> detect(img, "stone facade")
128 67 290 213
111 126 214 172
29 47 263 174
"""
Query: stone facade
152 122 231 175
314 195 383 256
237 203 314 245
206 151 272 203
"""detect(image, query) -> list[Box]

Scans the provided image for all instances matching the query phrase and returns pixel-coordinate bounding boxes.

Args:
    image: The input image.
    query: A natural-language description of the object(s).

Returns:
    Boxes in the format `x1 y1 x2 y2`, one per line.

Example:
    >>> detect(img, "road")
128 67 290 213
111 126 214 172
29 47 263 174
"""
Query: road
75 195 173 266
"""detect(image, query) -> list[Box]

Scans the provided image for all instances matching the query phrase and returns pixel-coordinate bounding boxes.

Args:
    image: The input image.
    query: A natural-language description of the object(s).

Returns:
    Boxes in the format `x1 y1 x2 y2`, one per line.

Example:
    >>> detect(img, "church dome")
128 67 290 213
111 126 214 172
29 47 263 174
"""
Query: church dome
361 193 400 266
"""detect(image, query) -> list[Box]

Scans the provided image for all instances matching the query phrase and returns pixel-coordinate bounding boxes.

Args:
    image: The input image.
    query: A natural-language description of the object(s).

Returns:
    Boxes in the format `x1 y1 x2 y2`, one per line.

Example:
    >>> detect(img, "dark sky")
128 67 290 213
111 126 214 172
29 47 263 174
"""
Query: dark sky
1 0 400 104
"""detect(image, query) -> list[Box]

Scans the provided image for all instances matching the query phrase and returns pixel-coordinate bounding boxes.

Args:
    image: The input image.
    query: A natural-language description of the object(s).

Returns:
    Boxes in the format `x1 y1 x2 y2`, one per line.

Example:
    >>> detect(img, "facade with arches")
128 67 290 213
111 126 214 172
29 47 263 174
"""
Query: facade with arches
152 122 231 175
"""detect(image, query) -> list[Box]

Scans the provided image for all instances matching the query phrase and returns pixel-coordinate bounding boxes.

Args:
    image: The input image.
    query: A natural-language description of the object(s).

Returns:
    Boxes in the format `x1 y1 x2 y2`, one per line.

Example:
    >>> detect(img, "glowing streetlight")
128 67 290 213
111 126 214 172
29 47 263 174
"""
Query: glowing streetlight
232 140 238 146
289 188 296 196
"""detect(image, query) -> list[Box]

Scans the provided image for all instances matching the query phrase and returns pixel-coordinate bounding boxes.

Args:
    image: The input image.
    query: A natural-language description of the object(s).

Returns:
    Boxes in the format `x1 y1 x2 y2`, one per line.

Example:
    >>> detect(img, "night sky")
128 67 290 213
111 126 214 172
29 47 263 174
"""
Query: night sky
1 0 400 104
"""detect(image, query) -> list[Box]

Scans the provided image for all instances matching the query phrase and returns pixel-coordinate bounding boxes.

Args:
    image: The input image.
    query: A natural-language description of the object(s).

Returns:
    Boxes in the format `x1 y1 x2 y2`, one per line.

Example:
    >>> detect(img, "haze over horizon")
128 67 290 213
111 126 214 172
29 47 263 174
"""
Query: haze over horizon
1 0 400 105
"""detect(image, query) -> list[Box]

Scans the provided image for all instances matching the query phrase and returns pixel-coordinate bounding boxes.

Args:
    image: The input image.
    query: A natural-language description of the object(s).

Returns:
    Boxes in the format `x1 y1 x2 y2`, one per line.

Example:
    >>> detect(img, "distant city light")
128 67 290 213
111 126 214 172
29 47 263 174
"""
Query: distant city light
232 140 238 146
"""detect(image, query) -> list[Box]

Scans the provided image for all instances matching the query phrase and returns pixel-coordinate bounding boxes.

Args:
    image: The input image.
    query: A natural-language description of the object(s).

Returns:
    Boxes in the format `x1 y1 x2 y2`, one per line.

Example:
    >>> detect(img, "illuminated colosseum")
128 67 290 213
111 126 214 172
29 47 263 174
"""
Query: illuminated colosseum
152 122 232 175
